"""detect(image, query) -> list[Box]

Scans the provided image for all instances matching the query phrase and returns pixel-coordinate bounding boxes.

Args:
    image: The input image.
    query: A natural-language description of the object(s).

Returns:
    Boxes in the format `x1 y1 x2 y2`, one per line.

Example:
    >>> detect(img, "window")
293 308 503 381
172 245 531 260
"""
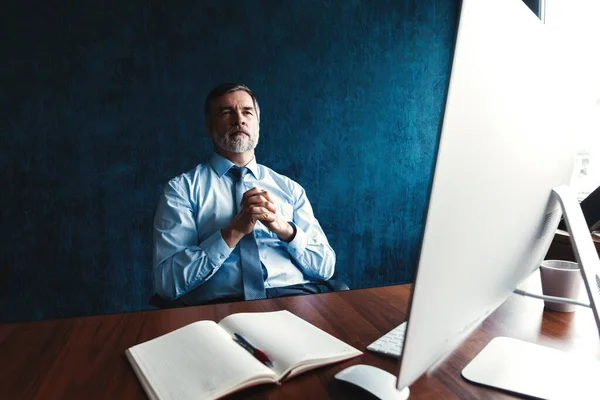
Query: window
545 0 600 201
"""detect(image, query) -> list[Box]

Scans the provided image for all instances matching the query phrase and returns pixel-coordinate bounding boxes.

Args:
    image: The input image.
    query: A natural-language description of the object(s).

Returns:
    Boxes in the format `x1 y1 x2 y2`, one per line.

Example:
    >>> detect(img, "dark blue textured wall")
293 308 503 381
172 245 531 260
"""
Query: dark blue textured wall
0 0 458 322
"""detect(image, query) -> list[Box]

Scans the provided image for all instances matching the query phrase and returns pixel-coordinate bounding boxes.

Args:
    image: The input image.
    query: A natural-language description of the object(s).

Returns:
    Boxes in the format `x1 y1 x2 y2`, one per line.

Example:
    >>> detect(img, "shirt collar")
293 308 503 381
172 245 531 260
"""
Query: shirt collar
210 153 260 179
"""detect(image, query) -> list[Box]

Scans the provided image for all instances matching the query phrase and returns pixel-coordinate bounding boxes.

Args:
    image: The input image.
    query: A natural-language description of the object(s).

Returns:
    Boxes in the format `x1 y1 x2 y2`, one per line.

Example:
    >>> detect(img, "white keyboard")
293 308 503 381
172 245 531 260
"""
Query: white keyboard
366 321 407 358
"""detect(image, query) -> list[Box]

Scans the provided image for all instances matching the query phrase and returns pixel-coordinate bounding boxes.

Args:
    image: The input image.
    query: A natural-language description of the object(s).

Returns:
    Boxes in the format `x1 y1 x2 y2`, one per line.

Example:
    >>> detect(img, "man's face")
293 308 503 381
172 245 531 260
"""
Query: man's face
207 90 260 154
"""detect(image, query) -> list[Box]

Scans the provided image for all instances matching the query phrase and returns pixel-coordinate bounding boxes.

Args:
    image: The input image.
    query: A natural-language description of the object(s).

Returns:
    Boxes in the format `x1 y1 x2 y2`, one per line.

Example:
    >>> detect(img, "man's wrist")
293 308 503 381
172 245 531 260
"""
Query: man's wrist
221 227 244 248
278 222 296 243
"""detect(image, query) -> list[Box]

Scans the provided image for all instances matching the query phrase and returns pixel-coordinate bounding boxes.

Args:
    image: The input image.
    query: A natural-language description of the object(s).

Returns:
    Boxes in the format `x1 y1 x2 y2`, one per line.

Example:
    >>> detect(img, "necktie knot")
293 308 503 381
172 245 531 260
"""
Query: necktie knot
229 166 248 182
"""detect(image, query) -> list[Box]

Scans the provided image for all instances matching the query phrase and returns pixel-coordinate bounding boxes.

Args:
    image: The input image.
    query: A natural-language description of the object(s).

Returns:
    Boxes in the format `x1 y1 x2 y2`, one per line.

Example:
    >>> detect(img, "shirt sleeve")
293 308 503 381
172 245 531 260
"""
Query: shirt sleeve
285 187 336 281
152 179 234 300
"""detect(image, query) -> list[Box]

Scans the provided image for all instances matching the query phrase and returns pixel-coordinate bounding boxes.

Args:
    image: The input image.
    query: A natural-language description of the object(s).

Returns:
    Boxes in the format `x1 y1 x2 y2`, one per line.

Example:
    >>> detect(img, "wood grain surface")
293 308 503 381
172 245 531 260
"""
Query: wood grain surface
1 281 598 400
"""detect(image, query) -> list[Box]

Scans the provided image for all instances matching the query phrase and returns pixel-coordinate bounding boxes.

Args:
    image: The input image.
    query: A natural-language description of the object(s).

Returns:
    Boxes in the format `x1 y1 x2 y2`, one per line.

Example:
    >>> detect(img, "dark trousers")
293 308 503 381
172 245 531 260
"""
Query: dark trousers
266 282 334 298
152 282 339 308
199 282 335 305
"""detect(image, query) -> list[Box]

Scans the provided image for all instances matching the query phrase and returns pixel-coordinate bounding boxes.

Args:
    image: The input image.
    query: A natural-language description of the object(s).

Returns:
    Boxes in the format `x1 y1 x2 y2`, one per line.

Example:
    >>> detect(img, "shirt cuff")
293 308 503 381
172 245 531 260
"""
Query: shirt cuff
286 221 307 257
200 230 235 266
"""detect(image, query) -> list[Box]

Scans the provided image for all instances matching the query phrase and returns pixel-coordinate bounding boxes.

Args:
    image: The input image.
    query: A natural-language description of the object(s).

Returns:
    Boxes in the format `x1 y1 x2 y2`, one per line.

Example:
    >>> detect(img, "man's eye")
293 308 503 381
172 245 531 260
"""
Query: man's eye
244 111 253 115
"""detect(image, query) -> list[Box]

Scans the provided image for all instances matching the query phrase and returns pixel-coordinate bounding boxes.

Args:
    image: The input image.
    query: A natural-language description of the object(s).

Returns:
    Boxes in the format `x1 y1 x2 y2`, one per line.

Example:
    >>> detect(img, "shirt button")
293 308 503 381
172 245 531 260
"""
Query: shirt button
219 254 224 260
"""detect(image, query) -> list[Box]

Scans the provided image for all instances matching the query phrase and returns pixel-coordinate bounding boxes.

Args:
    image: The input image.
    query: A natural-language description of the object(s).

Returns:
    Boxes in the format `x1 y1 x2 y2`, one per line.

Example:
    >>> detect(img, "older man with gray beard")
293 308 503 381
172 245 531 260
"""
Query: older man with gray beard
152 83 337 305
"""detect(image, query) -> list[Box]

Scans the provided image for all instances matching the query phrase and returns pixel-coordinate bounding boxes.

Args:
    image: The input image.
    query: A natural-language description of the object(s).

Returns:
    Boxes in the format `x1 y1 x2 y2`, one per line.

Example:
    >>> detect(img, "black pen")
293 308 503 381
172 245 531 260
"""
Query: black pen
233 333 273 367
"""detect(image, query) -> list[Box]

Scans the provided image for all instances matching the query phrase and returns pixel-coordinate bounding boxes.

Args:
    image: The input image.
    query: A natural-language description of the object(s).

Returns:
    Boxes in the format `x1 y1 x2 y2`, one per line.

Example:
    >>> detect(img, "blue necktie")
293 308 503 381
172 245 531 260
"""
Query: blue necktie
230 166 267 300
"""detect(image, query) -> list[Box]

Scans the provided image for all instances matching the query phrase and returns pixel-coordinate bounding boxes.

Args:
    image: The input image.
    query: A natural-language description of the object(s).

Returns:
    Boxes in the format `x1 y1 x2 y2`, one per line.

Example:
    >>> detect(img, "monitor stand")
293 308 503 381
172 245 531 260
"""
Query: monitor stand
462 336 600 399
462 185 600 399
551 185 600 334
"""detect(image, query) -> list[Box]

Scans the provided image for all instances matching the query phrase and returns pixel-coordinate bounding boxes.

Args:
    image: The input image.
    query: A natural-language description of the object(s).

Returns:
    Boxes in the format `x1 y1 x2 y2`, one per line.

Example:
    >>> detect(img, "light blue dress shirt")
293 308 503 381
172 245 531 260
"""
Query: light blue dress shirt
153 153 336 304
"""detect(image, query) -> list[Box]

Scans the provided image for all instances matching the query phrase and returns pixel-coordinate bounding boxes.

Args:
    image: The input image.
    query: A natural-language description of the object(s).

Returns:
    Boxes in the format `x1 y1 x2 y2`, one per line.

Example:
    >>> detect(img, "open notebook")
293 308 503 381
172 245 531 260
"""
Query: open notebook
125 310 362 400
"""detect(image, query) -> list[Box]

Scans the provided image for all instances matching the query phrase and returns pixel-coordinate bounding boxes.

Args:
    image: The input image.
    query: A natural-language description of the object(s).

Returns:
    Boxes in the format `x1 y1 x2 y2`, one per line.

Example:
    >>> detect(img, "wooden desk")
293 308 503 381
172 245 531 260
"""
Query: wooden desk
1 282 599 400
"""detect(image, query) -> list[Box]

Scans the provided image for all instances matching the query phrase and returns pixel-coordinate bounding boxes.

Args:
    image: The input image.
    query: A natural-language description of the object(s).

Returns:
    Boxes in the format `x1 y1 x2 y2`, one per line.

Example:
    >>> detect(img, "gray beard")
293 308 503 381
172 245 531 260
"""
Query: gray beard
213 129 259 153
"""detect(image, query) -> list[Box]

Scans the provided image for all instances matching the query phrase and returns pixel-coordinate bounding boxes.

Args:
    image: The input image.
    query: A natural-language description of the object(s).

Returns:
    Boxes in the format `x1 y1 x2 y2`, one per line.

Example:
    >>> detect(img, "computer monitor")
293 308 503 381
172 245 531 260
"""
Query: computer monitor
336 0 600 398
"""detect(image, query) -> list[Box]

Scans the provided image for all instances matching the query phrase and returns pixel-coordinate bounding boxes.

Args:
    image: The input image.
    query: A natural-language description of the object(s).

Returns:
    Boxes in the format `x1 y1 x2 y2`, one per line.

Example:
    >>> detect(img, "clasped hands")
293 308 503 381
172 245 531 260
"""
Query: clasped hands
222 187 295 248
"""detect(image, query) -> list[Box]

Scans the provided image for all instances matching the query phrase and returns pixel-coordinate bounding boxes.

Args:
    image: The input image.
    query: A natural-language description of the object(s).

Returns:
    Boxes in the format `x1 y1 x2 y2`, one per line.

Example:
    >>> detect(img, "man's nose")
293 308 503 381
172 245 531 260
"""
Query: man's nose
233 110 246 125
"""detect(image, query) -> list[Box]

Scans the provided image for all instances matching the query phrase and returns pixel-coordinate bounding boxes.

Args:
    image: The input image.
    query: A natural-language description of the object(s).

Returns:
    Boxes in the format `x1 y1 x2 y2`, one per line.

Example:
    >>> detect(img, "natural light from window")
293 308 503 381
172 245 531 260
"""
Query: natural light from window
545 0 600 201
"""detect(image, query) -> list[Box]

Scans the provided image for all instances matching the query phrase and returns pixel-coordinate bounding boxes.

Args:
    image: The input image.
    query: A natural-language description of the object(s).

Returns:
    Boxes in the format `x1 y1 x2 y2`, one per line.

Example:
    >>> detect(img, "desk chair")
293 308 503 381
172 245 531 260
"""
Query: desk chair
149 279 350 309
323 279 350 291
149 294 187 309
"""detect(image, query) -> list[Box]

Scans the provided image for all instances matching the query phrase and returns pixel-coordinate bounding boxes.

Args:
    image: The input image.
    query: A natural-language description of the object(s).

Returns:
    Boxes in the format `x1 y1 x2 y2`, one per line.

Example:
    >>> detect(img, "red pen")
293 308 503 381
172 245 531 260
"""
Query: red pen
233 333 274 367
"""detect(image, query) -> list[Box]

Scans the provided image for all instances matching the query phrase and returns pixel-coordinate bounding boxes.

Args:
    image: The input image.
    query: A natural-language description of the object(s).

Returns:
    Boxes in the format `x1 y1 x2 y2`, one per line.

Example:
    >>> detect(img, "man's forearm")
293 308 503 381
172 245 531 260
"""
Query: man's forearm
154 250 215 299
154 230 234 299
286 227 336 280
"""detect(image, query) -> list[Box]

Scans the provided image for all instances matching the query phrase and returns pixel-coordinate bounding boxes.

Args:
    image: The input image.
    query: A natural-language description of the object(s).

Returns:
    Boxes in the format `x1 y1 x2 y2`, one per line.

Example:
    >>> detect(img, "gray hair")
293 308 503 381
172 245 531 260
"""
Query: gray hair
203 83 260 122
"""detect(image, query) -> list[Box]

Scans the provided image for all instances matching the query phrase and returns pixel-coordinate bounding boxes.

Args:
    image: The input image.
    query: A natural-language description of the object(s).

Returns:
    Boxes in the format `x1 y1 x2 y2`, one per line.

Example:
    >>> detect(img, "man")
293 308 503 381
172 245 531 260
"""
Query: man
153 83 337 304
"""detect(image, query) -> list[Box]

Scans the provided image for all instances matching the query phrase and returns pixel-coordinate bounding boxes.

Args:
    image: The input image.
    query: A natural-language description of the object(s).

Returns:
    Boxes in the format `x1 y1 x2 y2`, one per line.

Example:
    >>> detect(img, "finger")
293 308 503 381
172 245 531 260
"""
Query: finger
262 192 279 213
241 192 267 208
265 201 276 213
241 187 262 203
258 213 276 222
250 190 277 213
260 190 274 203
252 212 275 224
244 196 277 213
244 194 268 205
250 209 275 224
245 205 274 216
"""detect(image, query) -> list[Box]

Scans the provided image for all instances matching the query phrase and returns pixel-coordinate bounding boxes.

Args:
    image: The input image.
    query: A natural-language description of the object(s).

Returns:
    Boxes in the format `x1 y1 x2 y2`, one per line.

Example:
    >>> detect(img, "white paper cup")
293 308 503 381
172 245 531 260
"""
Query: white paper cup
539 260 582 312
